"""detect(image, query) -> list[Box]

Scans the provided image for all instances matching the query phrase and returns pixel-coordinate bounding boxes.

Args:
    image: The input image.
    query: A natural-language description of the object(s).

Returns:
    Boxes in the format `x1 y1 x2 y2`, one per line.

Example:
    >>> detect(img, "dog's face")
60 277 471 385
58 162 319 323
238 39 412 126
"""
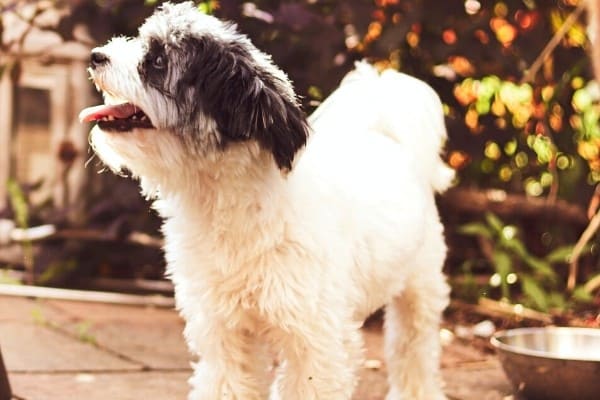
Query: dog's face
80 1 308 181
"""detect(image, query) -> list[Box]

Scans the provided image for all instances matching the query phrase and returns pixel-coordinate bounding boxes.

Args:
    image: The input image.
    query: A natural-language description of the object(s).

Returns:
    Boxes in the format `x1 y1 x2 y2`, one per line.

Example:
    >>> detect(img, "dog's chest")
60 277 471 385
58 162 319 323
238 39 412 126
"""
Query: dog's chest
163 212 290 319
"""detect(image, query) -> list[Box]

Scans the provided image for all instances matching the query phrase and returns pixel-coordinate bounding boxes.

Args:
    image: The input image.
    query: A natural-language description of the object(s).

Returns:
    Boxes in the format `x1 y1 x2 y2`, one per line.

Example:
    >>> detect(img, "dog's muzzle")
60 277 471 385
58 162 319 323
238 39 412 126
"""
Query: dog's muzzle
80 50 155 132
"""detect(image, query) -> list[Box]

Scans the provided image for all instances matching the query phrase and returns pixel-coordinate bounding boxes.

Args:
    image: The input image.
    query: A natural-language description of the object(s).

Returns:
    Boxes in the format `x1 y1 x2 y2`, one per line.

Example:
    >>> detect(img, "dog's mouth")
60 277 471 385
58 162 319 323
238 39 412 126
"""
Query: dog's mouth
79 103 155 132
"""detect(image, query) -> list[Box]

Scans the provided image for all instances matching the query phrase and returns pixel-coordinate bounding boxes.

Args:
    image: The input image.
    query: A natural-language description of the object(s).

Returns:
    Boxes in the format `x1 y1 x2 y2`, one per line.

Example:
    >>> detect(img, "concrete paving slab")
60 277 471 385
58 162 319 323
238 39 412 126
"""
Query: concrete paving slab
355 368 388 400
353 363 512 400
0 295 515 400
360 324 512 400
75 320 193 369
45 300 191 369
45 300 179 322
8 368 510 400
362 326 384 361
0 297 65 324
9 371 190 400
0 322 141 372
441 340 490 367
443 360 513 400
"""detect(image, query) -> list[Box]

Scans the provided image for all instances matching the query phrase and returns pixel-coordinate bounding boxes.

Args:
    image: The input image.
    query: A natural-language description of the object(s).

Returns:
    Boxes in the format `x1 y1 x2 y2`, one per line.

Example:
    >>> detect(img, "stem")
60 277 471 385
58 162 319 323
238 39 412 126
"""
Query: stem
521 1 586 84
567 208 600 291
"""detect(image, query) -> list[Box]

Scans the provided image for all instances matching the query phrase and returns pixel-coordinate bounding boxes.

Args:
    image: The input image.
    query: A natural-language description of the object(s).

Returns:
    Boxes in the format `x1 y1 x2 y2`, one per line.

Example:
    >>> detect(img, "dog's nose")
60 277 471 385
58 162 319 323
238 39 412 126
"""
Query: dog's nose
90 51 110 69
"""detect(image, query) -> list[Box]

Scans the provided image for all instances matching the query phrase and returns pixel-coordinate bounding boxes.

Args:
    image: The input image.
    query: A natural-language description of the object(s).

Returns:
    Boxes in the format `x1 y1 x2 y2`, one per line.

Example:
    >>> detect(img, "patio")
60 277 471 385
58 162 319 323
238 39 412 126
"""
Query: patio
0 291 512 400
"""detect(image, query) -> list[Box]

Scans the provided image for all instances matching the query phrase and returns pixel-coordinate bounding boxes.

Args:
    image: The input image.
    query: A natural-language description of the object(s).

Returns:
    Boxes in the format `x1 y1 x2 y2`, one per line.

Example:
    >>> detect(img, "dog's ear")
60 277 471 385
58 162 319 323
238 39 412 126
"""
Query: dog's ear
180 36 309 171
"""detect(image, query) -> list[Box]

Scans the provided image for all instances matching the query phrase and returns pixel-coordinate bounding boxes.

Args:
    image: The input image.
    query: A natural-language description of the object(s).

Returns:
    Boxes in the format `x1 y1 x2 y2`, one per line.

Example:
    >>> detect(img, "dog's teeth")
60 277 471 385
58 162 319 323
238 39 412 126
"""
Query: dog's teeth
107 115 115 121
131 115 138 120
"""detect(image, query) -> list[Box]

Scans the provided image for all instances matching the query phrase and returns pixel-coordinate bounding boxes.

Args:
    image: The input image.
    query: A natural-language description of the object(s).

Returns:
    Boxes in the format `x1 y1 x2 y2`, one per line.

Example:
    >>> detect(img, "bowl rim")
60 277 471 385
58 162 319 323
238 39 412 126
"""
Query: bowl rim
490 326 600 362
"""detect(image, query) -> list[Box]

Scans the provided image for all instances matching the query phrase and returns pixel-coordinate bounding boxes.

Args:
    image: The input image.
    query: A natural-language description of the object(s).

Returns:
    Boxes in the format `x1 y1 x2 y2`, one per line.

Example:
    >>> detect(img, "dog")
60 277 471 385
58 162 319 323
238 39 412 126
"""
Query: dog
80 2 454 399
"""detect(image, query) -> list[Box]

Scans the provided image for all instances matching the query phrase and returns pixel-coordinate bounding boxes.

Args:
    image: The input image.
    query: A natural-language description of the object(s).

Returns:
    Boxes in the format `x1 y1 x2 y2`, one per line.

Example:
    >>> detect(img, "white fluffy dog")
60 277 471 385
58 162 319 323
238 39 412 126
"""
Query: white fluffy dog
80 2 454 399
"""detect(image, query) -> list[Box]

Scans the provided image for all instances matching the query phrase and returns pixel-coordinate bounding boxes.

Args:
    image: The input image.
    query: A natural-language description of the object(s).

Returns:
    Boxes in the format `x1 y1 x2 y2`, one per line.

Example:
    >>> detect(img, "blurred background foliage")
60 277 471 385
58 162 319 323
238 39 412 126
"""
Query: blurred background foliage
2 0 600 319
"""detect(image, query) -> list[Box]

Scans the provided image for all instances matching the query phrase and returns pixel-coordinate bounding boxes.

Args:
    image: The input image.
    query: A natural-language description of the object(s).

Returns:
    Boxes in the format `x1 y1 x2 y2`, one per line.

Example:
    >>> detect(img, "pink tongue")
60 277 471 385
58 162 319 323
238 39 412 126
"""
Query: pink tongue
79 103 138 122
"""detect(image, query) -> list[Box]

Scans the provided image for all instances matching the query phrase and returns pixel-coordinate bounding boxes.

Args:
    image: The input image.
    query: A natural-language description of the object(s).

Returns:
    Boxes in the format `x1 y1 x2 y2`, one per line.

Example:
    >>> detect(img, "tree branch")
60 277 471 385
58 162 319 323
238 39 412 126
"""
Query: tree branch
567 208 600 291
440 187 588 226
521 1 586 83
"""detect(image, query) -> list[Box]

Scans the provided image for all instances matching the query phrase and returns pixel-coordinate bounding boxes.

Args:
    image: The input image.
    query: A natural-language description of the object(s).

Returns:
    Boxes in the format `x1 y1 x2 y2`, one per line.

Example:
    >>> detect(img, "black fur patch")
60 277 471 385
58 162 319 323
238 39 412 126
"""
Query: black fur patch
174 35 309 170
139 39 171 94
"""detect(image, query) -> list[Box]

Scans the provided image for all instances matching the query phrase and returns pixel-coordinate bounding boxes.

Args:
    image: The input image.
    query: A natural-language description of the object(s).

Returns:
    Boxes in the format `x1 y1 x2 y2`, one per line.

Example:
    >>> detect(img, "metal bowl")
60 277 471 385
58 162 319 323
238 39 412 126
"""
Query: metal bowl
491 327 600 400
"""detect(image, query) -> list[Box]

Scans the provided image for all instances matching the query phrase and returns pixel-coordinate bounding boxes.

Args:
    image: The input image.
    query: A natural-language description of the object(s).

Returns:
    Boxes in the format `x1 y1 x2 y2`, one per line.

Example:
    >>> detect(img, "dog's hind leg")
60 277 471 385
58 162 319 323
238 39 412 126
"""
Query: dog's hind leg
383 229 449 400
384 273 449 400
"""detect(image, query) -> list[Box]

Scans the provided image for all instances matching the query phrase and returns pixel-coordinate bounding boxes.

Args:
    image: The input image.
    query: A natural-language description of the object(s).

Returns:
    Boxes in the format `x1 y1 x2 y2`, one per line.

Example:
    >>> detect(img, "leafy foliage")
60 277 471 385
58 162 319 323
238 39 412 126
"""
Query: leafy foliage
6 180 34 283
458 212 593 312
207 0 599 205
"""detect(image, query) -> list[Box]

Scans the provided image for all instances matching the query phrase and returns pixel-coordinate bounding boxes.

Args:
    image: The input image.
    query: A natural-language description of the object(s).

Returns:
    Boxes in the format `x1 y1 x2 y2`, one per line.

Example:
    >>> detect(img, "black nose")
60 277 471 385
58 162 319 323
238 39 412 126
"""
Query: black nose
90 51 109 69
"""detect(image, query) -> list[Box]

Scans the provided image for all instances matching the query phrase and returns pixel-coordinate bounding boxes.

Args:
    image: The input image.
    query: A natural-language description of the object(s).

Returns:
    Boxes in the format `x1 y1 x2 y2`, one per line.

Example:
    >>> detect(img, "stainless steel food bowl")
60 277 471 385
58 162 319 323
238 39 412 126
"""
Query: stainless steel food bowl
491 327 600 400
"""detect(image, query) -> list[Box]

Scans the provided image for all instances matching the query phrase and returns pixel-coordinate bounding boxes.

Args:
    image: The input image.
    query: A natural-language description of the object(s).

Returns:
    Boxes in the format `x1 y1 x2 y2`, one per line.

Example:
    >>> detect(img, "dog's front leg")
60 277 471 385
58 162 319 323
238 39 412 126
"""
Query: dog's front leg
185 319 271 400
270 321 363 400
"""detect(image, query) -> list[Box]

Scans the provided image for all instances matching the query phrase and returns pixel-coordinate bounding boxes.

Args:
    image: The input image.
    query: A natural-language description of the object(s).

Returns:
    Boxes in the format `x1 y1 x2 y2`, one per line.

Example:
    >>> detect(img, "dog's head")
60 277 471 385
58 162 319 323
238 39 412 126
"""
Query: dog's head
80 1 309 182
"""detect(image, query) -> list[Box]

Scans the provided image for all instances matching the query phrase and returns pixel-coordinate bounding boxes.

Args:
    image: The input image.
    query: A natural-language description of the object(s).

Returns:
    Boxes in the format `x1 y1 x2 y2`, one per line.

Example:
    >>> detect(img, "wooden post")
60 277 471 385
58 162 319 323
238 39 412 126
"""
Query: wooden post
0 345 11 400
0 63 15 212
64 59 93 218
17 62 69 207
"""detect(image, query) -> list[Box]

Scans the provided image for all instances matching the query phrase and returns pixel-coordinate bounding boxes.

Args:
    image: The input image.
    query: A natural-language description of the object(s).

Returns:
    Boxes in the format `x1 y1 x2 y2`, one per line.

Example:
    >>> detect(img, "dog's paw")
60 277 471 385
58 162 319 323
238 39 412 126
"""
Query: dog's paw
385 387 447 400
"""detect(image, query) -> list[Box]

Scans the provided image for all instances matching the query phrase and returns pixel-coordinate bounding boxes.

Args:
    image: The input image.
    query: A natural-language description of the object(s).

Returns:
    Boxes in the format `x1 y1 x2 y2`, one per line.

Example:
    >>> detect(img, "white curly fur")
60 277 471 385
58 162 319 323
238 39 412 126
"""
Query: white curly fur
83 2 453 399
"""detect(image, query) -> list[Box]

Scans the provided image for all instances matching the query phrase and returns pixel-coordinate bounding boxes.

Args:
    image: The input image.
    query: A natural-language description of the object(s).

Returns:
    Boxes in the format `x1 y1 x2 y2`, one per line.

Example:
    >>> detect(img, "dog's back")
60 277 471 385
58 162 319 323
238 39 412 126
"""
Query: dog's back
283 63 453 323
306 62 454 193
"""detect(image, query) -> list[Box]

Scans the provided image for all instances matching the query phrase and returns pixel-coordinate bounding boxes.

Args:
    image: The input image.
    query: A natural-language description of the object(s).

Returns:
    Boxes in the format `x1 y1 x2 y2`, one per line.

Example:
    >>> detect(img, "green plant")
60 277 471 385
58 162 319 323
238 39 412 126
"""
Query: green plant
458 212 593 312
6 179 35 284
36 260 77 286
75 321 97 345
30 307 46 325
0 268 21 285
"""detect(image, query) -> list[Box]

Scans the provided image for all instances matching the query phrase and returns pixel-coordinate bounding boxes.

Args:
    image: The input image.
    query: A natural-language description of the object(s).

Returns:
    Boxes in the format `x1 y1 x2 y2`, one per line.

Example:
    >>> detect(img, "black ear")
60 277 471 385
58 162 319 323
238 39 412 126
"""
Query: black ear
241 77 310 171
179 36 309 170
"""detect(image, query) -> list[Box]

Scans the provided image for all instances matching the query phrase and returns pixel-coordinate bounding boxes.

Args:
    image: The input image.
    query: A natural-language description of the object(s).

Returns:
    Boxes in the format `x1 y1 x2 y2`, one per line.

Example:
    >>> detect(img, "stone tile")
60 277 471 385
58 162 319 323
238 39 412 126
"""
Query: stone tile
0 296 515 400
354 360 512 400
46 300 191 369
77 320 192 369
355 368 388 400
9 371 190 400
362 326 384 361
45 300 179 323
360 325 513 400
443 360 513 400
0 296 65 323
0 321 140 372
441 339 490 368
8 367 510 400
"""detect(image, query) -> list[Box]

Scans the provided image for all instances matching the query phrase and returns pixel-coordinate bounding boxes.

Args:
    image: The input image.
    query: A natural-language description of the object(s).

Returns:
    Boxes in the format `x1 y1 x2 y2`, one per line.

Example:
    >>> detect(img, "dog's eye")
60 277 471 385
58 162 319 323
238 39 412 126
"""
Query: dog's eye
152 55 166 70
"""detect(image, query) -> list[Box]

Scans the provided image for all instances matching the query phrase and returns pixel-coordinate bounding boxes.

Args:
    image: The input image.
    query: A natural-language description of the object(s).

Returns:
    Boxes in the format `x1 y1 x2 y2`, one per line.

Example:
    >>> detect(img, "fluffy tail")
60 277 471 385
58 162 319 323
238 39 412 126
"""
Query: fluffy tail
339 62 455 192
